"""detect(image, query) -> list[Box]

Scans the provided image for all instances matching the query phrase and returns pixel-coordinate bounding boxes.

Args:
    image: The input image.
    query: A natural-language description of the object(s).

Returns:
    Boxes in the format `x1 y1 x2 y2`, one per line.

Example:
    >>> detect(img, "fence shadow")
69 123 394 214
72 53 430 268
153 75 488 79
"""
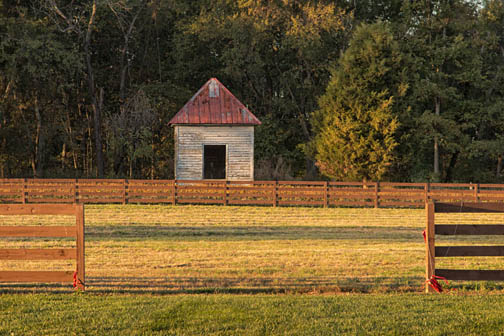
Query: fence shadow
86 225 423 242
0 275 425 295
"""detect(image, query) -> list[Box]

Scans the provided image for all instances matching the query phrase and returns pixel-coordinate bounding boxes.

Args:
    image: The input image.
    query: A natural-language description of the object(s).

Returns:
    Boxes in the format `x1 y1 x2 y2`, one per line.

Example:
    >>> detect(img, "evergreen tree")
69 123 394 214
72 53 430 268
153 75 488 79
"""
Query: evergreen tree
310 21 407 181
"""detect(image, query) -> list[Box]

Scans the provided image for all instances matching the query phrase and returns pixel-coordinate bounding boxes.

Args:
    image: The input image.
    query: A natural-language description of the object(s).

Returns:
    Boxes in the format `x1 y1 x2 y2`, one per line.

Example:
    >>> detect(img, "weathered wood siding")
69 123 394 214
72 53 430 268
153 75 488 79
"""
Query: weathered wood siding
174 125 254 181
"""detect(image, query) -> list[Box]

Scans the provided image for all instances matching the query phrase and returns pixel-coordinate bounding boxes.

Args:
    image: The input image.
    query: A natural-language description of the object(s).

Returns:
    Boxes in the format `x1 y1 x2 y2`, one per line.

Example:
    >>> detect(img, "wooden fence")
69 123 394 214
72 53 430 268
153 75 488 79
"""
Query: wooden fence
0 204 85 290
1 179 504 208
425 202 504 293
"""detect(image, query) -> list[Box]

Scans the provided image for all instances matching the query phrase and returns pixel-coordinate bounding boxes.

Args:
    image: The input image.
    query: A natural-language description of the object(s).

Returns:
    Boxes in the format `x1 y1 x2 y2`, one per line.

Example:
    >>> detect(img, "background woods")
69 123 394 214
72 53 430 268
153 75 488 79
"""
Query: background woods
1 0 504 183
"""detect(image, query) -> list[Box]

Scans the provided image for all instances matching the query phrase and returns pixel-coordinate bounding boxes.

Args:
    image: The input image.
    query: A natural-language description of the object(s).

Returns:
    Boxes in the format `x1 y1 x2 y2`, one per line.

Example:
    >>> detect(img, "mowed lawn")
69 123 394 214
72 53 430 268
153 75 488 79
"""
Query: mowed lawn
2 204 504 293
3 293 504 335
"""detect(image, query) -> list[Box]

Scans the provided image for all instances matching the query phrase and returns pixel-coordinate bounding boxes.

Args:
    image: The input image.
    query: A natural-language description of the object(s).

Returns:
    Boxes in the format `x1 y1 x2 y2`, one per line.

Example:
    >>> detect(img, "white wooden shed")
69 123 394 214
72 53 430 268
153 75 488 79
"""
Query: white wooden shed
168 78 261 181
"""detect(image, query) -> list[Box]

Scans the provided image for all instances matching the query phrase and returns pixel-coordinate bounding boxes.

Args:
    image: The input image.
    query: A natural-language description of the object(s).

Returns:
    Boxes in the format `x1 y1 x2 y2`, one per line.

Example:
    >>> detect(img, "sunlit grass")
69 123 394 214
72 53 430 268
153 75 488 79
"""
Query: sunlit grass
2 293 504 335
2 204 504 293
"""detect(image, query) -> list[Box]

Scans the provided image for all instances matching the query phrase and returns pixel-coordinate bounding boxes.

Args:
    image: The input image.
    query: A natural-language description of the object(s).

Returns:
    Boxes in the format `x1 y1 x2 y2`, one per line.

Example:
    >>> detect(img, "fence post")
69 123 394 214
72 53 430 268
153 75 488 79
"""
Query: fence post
324 181 328 208
22 178 27 204
123 179 128 205
374 182 380 208
74 179 79 204
424 182 429 204
474 183 479 203
172 180 177 205
223 181 228 206
75 204 85 291
425 201 435 293
273 181 278 207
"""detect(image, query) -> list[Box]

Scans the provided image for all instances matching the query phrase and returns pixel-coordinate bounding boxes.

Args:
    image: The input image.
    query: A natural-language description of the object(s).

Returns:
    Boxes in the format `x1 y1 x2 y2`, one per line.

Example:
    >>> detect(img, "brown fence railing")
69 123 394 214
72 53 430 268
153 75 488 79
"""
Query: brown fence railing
0 204 85 290
425 202 504 293
1 179 504 208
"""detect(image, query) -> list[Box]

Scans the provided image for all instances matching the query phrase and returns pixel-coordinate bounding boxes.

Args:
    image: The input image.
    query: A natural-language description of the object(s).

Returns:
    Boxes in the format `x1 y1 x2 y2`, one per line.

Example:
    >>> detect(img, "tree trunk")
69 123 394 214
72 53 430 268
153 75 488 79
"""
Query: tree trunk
444 151 459 182
433 97 440 176
83 109 93 177
33 97 44 178
85 1 104 177
283 78 318 178
61 143 66 169
64 104 79 170
114 2 144 102
433 138 439 175
497 154 502 178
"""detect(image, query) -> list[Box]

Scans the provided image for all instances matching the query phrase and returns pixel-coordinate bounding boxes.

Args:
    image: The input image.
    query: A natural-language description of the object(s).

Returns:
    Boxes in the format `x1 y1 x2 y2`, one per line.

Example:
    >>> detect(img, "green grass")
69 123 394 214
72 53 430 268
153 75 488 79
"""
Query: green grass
2 293 504 335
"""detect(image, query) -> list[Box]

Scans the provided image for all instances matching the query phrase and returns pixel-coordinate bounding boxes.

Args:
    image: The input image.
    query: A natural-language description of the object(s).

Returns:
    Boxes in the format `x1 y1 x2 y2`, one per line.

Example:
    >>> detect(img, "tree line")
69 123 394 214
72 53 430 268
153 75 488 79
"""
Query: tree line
1 0 503 183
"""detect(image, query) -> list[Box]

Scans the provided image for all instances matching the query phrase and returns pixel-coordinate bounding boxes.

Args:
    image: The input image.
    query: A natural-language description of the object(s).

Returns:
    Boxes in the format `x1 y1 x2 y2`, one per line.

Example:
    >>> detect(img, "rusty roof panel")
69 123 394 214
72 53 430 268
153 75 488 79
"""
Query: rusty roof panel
169 78 261 125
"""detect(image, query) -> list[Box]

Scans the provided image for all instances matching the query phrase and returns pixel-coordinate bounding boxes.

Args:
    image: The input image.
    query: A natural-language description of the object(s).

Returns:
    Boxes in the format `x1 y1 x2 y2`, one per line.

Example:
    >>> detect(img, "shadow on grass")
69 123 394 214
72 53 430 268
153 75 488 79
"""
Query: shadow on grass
85 226 423 242
0 275 427 295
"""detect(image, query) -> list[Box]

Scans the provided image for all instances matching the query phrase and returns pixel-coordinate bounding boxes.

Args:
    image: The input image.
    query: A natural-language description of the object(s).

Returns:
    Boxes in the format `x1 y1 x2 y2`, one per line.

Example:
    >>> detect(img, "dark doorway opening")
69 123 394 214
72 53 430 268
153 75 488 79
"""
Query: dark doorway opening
204 145 226 179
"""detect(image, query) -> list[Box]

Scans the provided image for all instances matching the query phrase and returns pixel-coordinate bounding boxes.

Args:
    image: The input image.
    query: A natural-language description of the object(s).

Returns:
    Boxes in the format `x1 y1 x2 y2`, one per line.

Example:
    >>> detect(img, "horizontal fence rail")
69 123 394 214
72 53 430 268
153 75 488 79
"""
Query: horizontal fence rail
425 202 504 293
0 204 85 290
1 179 504 208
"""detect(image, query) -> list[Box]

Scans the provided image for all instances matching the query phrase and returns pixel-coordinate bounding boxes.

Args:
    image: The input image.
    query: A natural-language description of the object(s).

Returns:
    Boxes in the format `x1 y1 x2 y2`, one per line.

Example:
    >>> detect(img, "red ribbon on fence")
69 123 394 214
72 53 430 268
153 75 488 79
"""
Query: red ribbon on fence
73 271 84 289
73 271 78 288
422 230 426 242
425 275 448 293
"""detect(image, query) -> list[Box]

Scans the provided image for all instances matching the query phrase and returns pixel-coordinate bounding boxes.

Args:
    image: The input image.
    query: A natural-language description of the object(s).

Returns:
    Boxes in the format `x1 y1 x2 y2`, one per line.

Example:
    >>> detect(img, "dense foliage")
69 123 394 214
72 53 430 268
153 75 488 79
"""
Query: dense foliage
1 0 504 182
311 22 404 181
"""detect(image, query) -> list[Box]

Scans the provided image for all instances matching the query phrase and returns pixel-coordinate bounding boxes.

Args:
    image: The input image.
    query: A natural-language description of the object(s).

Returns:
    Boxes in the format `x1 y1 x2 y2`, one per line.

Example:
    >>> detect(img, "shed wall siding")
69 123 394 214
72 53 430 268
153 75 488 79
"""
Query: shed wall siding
175 126 254 181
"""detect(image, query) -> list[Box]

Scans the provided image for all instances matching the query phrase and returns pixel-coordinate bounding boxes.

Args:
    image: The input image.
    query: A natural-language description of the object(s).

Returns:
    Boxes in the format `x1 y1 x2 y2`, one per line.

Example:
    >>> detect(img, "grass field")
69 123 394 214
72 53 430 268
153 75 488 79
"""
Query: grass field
3 293 504 335
2 204 504 293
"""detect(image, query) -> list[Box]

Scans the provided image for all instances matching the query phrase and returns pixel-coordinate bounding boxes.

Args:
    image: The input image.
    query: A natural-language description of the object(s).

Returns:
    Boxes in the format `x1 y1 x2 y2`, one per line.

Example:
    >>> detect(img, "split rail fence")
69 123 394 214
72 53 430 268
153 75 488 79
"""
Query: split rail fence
1 179 504 208
425 202 504 293
0 204 85 290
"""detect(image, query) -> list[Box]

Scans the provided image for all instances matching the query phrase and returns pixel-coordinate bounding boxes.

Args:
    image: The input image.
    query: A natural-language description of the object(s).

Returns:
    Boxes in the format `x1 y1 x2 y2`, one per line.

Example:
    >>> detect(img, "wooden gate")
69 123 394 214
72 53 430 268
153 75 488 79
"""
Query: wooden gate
425 202 504 293
0 204 85 290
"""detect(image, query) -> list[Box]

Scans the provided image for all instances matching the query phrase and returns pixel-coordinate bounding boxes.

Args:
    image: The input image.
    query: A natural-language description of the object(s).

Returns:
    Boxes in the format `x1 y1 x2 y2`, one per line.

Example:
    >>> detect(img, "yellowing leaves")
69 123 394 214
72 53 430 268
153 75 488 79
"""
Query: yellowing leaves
287 3 347 42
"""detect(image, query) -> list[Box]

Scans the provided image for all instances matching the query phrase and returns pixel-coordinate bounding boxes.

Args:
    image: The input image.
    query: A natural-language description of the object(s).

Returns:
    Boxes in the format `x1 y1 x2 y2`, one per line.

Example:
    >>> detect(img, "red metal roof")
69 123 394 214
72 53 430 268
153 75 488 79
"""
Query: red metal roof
168 78 261 125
